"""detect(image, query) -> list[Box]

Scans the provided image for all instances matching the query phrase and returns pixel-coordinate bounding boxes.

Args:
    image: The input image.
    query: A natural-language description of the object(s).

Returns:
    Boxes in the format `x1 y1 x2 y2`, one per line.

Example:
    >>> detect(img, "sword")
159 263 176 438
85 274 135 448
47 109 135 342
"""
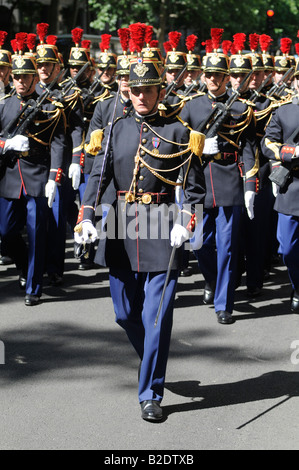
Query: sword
154 245 177 327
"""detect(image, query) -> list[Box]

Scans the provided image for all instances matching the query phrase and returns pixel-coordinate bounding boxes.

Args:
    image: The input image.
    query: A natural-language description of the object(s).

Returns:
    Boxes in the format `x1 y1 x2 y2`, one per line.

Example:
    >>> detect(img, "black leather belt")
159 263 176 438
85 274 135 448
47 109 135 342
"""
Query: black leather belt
213 152 239 164
117 191 172 204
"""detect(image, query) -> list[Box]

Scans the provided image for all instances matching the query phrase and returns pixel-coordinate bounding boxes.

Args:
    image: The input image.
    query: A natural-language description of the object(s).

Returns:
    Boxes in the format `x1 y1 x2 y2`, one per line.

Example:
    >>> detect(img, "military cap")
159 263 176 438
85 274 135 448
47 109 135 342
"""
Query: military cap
165 31 187 69
229 33 252 73
128 23 161 87
0 31 12 67
98 34 117 69
205 28 230 74
68 28 90 66
259 34 275 70
246 33 264 71
36 23 59 63
186 34 201 70
11 33 37 75
116 27 130 75
142 26 163 65
274 37 292 71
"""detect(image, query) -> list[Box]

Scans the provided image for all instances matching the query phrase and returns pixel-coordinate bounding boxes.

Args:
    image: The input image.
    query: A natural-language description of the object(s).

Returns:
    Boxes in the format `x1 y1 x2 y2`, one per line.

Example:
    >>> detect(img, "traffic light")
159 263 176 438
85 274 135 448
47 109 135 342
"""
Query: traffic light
266 9 275 32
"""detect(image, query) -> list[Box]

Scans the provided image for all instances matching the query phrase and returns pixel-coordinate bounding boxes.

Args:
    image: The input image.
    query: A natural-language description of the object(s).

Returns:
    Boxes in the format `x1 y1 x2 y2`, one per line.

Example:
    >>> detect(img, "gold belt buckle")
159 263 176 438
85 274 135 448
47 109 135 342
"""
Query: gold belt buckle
141 193 152 204
125 192 135 203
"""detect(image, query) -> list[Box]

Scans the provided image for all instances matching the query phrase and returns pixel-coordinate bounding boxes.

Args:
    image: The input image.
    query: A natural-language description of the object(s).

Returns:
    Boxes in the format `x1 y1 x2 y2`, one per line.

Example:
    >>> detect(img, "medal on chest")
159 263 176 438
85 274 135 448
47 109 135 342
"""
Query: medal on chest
152 137 160 155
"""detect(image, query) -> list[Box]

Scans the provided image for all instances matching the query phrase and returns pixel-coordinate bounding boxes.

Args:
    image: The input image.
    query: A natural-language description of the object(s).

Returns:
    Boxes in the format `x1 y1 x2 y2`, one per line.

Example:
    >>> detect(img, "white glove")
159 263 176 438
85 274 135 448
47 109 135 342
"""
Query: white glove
203 135 219 155
45 180 57 208
295 145 299 158
245 190 256 220
74 220 98 244
68 163 81 190
170 224 190 248
4 135 29 153
272 182 279 197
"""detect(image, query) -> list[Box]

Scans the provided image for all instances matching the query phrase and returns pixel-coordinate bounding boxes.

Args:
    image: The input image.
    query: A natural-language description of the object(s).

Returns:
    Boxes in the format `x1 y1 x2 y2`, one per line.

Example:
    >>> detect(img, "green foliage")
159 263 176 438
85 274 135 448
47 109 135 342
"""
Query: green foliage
88 0 299 52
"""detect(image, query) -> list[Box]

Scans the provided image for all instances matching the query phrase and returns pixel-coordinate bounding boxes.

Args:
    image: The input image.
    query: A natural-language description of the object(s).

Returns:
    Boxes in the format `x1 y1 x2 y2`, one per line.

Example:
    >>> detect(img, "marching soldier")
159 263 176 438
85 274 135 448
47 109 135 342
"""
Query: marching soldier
0 34 67 305
180 29 258 325
74 36 206 421
237 34 275 296
261 58 299 313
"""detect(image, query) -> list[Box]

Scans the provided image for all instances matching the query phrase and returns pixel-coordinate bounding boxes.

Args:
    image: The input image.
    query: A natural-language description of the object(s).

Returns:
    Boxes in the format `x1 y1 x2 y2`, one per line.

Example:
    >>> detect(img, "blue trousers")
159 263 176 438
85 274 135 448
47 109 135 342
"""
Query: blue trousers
109 267 179 403
277 213 299 291
0 192 48 296
193 206 242 313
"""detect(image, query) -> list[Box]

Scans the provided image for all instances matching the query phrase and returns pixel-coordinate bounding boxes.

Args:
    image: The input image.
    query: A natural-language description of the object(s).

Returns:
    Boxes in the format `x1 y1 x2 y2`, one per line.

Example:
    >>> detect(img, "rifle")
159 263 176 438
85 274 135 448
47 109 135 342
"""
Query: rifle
183 73 203 97
276 69 295 97
81 60 113 109
269 124 299 188
266 68 294 98
0 68 66 171
50 60 91 102
249 74 273 103
163 62 188 101
198 70 253 139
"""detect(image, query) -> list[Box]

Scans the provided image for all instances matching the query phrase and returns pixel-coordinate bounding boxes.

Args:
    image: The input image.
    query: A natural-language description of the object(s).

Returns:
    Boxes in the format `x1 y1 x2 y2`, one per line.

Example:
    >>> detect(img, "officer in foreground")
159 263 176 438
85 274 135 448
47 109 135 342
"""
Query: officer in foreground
74 39 206 422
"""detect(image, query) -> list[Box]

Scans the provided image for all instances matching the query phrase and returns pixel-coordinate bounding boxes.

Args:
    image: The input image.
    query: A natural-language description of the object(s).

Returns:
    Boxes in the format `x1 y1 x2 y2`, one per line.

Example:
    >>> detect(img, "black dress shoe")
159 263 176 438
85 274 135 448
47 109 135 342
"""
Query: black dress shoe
203 281 215 305
0 255 13 265
291 291 299 313
19 275 27 290
78 259 95 270
48 273 63 286
247 287 261 298
24 294 40 307
217 310 234 325
180 267 192 277
140 400 163 422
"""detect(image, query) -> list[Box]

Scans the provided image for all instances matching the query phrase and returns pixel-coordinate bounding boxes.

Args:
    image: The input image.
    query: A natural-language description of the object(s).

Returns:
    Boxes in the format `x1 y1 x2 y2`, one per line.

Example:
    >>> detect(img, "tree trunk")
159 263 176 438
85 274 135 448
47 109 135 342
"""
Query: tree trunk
49 0 60 34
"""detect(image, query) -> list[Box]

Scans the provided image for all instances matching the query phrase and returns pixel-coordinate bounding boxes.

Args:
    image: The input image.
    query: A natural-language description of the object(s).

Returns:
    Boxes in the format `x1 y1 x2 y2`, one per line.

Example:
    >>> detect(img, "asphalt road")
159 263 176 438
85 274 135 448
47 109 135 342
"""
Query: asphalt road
0 237 298 451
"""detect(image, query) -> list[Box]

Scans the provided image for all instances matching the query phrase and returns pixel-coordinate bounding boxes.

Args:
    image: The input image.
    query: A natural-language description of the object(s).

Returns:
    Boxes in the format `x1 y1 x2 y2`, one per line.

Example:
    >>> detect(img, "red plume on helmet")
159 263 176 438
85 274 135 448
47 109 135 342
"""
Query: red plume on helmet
117 28 130 53
15 32 27 54
11 39 18 54
249 33 259 52
168 31 181 50
71 27 83 47
0 31 7 48
36 23 49 44
259 34 273 53
186 34 198 52
202 39 213 54
81 39 91 50
150 40 159 48
27 33 37 51
211 28 224 51
233 32 246 53
46 35 57 46
222 40 232 56
163 41 172 54
280 37 292 55
144 25 153 46
100 34 111 52
129 23 146 54
295 43 299 56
